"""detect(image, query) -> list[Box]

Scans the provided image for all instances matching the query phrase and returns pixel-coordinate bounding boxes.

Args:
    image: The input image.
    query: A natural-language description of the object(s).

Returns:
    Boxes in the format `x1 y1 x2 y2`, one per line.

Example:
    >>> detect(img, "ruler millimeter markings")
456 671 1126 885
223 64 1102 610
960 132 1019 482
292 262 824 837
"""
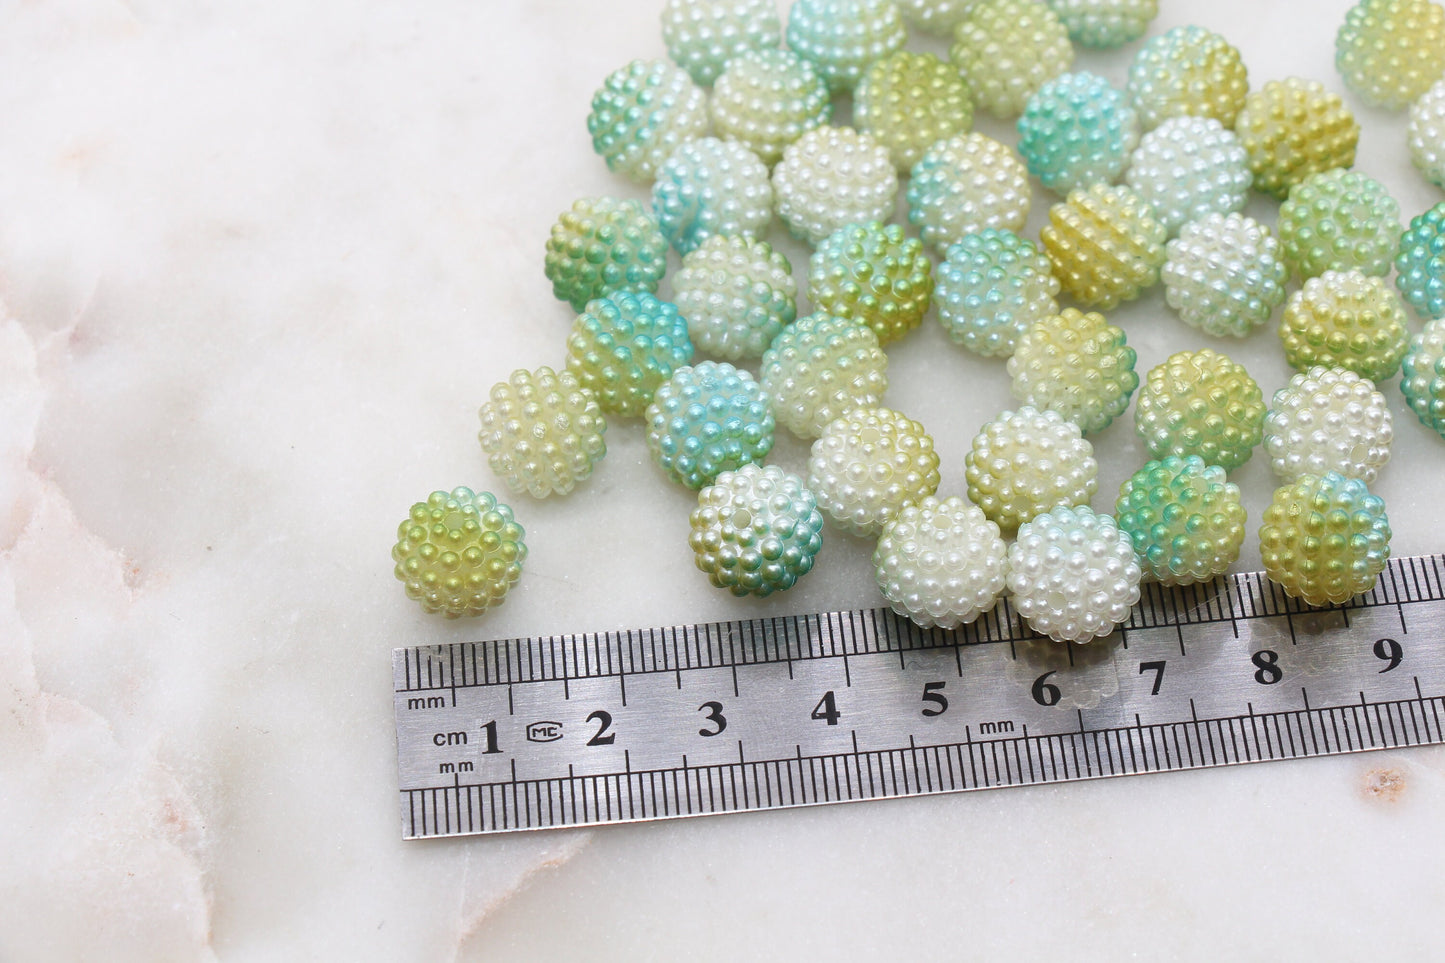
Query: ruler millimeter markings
393 553 1445 839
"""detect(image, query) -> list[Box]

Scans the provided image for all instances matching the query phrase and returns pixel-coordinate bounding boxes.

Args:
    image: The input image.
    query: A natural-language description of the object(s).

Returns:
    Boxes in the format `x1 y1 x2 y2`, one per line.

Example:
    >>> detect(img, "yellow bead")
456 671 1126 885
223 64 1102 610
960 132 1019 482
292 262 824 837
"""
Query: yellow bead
1041 183 1167 309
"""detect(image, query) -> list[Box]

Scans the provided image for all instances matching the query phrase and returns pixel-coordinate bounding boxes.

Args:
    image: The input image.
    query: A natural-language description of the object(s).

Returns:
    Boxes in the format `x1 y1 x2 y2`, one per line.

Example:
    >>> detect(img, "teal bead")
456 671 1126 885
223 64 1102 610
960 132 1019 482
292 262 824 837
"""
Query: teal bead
1017 72 1139 196
646 361 776 489
588 59 710 183
784 0 906 93
652 137 772 255
1401 318 1445 439
1047 0 1158 49
1115 455 1246 585
544 197 669 312
935 229 1060 358
1278 168 1402 280
566 292 695 418
1395 202 1445 319
690 464 825 596
661 0 782 86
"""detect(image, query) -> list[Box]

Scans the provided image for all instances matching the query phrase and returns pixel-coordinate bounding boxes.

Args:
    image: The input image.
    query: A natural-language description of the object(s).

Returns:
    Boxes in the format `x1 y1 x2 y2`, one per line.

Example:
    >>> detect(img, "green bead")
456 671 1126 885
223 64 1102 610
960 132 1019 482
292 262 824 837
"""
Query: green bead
1125 25 1248 130
672 234 797 360
854 51 974 171
1280 270 1410 383
646 361 775 490
690 464 824 597
1336 0 1445 110
544 197 669 312
1047 0 1157 49
785 0 907 93
587 59 710 183
1134 349 1265 472
661 0 782 87
391 488 526 618
1041 182 1167 309
808 221 934 345
1007 307 1138 434
1278 169 1401 280
1235 78 1359 200
478 367 607 498
951 0 1075 119
1115 455 1245 585
565 292 695 418
1401 317 1445 439
1260 471 1391 606
710 49 832 166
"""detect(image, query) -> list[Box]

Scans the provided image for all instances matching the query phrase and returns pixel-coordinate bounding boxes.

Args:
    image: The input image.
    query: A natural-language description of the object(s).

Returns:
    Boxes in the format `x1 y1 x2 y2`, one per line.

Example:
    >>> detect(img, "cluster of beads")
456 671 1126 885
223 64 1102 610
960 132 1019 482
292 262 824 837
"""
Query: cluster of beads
392 488 526 618
874 496 1009 628
1235 78 1359 199
1279 270 1410 382
544 197 668 312
1115 456 1245 585
672 235 797 360
1401 318 1445 438
1263 366 1394 485
1276 169 1401 280
1017 72 1139 196
1259 471 1392 607
773 126 899 245
1047 0 1158 49
807 406 941 536
1334 0 1445 110
1007 308 1138 434
1394 201 1445 319
566 291 695 417
854 51 975 172
652 137 773 255
1162 213 1288 338
965 406 1098 532
478 367 608 499
587 60 709 183
808 221 934 345
710 50 832 165
1125 25 1249 130
1123 116 1250 236
1007 505 1141 643
1041 182 1167 309
950 0 1075 118
1408 78 1445 188
646 361 776 489
906 133 1032 254
660 0 782 86
784 0 907 92
760 313 889 437
689 464 825 596
1134 349 1265 472
935 229 1060 357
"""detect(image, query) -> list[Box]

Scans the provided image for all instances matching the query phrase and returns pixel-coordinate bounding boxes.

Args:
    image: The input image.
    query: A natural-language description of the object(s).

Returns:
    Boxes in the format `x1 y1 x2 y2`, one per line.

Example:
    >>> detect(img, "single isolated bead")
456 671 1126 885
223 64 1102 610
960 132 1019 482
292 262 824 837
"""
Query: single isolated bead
1408 77 1445 188
951 0 1075 119
936 230 1060 357
651 137 773 255
1115 455 1246 586
646 361 775 490
807 406 941 536
809 221 934 345
392 487 526 618
896 0 975 35
1335 0 1445 110
710 49 833 166
1277 168 1402 280
1235 78 1360 200
566 291 696 418
1123 116 1250 236
906 133 1032 254
478 367 608 499
761 312 889 437
772 126 899 246
1040 182 1168 309
661 0 783 87
1259 471 1392 607
1007 308 1139 434
1264 366 1394 485
544 197 669 312
1279 270 1410 382
1126 25 1249 130
672 234 798 360
854 51 975 172
1134 349 1265 472
964 405 1099 533
1400 317 1445 438
785 0 907 93
1007 505 1141 643
1017 71 1140 196
587 59 710 184
1046 0 1158 48
690 464 825 597
1396 201 1445 319
1162 212 1288 339
873 496 1009 629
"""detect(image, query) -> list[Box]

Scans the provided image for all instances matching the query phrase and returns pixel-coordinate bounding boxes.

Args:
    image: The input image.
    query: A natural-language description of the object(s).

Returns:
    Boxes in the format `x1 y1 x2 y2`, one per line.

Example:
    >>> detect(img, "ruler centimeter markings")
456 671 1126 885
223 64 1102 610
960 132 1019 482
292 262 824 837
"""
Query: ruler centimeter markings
393 554 1445 839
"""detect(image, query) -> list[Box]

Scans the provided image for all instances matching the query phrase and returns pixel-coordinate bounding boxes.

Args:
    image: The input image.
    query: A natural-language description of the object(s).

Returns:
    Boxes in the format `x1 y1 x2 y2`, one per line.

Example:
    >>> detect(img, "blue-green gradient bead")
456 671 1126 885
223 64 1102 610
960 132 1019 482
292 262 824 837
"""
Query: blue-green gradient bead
1047 0 1158 49
1395 202 1445 319
588 59 710 183
936 229 1061 357
661 0 783 86
785 0 907 93
1259 471 1391 606
544 197 670 312
1401 318 1445 438
652 137 773 255
646 361 776 489
1115 455 1246 585
906 133 1032 254
1017 72 1140 196
690 464 825 596
566 292 696 418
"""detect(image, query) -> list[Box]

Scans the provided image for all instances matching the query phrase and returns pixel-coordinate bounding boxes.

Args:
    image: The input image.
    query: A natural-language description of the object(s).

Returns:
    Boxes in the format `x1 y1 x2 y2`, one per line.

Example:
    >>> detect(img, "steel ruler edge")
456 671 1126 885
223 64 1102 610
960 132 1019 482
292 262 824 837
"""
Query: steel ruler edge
393 553 1445 840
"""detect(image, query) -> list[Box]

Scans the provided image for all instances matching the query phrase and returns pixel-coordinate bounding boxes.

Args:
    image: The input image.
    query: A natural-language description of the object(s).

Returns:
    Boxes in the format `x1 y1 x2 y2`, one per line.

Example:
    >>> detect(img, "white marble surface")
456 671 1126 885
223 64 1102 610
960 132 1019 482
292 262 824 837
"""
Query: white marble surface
4 0 1445 959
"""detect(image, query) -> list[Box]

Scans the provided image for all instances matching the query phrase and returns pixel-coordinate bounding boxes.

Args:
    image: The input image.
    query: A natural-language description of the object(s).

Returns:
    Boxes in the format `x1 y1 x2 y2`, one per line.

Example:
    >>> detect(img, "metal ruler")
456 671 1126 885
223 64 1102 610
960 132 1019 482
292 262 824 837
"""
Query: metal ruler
393 553 1445 839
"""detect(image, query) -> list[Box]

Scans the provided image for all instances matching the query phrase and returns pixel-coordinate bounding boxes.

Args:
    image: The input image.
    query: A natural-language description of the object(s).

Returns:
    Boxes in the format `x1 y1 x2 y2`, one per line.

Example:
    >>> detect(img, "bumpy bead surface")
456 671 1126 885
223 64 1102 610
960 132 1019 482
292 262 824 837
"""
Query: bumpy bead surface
1007 308 1138 434
906 133 1031 254
651 137 773 255
1400 317 1445 438
1397 202 1445 319
1162 213 1288 338
672 234 797 360
1017 72 1139 195
1115 455 1245 585
896 0 973 35
1046 0 1157 48
690 464 825 596
1279 270 1410 382
478 367 608 499
1007 505 1141 643
935 229 1060 357
950 0 1075 119
544 197 669 312
1264 366 1394 485
965 406 1098 532
854 51 975 171
1235 78 1360 199
1126 25 1248 130
773 126 899 245
1040 182 1167 309
761 313 889 437
1277 169 1401 280
392 488 526 618
807 407 940 536
785 0 907 92
1134 349 1265 472
873 496 1009 629
710 50 833 166
1408 78 1445 187
646 361 775 490
1259 471 1392 606
661 0 783 86
809 221 934 345
1335 0 1445 110
587 60 710 183
1123 116 1250 236
566 292 696 418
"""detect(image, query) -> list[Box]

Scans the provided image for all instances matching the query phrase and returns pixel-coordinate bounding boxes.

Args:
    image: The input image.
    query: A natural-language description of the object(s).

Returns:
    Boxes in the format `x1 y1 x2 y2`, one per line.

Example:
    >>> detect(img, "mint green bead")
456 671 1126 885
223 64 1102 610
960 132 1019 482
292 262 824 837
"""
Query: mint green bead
588 59 710 183
690 464 825 596
544 197 669 312
1017 72 1139 196
1394 202 1445 319
1278 168 1402 280
854 51 975 172
652 137 773 255
1134 349 1265 472
935 229 1060 358
661 0 782 87
392 487 526 618
951 0 1075 119
646 361 775 489
1007 307 1138 434
809 221 934 345
1115 455 1245 585
709 49 832 166
1401 318 1445 438
672 234 797 360
566 292 695 418
785 0 906 93
1046 0 1157 48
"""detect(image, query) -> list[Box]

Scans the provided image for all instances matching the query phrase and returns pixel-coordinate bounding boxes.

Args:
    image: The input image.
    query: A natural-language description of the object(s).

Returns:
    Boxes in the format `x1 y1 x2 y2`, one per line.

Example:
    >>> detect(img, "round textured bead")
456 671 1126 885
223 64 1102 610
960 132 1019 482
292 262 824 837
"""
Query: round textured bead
646 361 775 490
1123 116 1250 236
873 496 1009 629
1264 366 1394 485
1259 471 1392 606
587 60 710 184
1279 270 1410 382
651 137 773 255
1400 317 1445 437
807 406 941 536
661 0 783 87
1277 168 1402 280
761 313 889 437
710 49 833 166
1007 505 1141 643
854 51 975 172
1335 0 1445 110
1162 212 1288 338
1408 77 1445 187
1007 308 1138 434
935 229 1061 357
392 487 526 618
672 234 797 360
1396 202 1445 319
809 221 934 345
690 464 825 596
772 126 899 246
1046 0 1157 48
544 197 669 312
950 0 1075 119
785 0 907 92
1235 78 1360 200
478 367 608 499
896 0 974 35
1134 349 1265 472
906 133 1031 254
964 405 1098 532
1017 71 1139 196
1115 455 1245 586
1126 25 1247 131
565 291 696 418
1040 182 1167 309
